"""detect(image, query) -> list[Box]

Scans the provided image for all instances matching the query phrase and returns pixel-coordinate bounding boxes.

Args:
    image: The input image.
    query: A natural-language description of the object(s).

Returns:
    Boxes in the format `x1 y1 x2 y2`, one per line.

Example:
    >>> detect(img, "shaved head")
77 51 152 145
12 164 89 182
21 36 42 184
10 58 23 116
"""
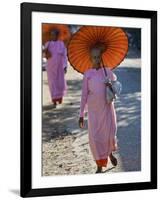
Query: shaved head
90 47 102 67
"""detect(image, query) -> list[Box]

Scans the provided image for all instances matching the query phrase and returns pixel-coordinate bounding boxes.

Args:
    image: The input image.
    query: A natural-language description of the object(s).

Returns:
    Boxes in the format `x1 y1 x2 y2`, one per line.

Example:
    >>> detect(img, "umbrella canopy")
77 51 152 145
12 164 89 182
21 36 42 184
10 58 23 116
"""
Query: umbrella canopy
42 23 71 45
67 26 128 73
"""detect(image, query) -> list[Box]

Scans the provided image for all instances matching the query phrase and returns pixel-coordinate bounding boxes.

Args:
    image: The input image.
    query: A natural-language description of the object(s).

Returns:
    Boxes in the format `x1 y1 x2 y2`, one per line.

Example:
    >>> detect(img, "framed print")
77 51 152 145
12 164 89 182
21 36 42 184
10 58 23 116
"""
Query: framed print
20 2 157 197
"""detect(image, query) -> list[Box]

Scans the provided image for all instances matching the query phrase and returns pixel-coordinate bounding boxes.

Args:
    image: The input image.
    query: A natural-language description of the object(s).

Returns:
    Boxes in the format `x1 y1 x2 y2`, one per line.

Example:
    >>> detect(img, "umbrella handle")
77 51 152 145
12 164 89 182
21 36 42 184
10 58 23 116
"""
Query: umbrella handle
101 58 107 77
101 57 114 94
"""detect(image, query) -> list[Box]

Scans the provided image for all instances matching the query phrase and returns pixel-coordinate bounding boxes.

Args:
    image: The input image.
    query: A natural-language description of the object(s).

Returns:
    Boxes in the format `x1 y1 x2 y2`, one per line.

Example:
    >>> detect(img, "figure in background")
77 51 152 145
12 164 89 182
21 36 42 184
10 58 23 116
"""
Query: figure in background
43 29 68 106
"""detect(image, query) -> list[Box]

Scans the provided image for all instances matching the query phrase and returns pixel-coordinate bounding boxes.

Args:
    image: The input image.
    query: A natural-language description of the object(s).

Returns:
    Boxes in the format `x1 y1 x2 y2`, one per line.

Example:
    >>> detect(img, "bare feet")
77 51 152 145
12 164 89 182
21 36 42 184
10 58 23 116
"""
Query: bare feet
95 166 102 173
109 153 117 166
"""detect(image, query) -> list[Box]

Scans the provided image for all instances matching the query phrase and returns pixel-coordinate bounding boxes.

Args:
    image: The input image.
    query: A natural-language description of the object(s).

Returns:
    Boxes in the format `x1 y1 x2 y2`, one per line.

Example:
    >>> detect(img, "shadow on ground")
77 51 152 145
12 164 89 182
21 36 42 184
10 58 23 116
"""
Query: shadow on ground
114 67 141 171
42 79 84 142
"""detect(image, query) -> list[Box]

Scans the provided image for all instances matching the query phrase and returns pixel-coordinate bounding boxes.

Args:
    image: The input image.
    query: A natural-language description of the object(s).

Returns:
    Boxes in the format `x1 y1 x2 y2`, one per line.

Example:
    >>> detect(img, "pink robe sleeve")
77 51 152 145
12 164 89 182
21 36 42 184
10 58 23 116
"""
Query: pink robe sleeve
59 41 68 69
63 46 68 69
79 73 88 117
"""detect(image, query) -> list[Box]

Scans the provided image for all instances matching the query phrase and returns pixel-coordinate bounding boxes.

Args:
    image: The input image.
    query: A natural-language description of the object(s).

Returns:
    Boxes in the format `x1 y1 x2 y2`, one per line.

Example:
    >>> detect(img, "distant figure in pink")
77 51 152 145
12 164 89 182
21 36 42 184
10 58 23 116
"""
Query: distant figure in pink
43 29 67 106
79 48 118 173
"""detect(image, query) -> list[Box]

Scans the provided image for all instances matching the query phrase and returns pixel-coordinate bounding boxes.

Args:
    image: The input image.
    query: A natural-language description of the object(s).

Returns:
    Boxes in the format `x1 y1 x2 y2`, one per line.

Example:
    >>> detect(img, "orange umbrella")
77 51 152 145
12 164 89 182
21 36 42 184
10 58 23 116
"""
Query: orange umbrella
42 23 71 45
67 26 128 73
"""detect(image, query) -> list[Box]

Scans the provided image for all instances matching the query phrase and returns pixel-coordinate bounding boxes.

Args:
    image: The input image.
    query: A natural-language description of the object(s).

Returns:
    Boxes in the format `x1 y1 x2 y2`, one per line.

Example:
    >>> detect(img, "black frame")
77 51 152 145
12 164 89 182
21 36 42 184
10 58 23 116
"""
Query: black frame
21 2 157 197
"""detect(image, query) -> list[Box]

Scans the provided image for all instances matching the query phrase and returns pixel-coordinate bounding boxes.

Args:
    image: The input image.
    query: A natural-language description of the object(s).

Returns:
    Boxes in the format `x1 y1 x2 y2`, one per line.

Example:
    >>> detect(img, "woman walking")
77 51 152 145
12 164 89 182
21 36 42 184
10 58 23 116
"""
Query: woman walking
67 25 128 173
43 29 68 106
79 48 118 173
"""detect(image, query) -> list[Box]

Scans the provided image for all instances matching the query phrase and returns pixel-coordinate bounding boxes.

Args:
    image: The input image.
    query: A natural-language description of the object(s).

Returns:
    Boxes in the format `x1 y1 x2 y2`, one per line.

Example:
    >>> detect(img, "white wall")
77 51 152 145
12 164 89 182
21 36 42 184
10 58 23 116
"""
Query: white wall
0 0 160 199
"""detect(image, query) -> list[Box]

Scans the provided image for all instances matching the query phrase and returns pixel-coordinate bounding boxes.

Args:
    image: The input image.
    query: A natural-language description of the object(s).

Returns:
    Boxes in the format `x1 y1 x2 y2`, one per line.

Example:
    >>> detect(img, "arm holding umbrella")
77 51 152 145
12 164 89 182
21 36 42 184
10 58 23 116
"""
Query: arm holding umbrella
58 40 68 74
62 43 68 74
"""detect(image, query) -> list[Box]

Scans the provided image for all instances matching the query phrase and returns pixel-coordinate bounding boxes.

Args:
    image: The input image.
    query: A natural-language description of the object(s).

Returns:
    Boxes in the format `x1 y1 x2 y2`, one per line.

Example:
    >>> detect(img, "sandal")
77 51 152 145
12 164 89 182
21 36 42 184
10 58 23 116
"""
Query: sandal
109 153 118 166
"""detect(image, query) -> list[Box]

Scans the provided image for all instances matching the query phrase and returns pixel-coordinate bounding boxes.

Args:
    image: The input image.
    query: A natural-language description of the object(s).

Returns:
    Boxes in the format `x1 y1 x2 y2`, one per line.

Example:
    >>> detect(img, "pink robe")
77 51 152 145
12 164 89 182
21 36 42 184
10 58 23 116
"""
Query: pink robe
80 67 117 167
44 40 67 102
